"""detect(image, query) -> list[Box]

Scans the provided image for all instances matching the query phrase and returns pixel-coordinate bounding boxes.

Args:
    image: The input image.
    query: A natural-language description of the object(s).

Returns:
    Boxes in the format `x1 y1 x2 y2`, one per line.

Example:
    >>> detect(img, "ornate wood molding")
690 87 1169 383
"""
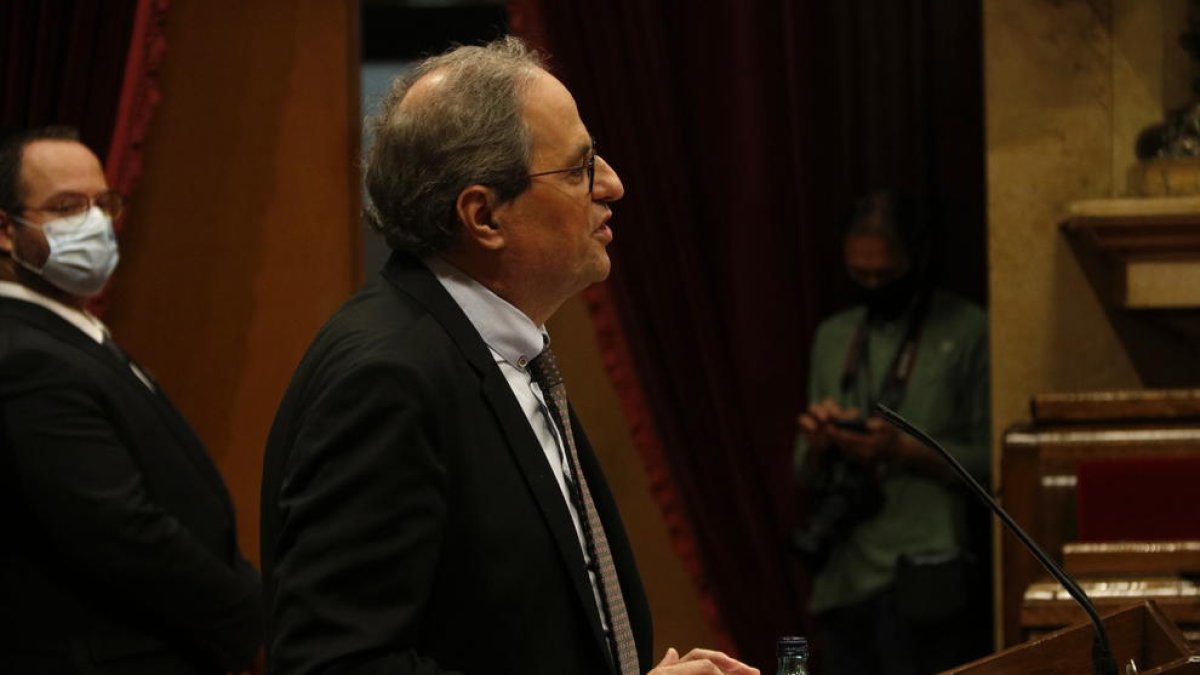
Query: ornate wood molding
1062 196 1200 308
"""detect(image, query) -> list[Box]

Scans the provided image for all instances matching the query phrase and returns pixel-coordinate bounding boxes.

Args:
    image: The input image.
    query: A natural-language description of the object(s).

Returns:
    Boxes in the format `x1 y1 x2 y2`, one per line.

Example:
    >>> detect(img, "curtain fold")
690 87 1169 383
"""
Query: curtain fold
106 0 171 204
510 1 985 669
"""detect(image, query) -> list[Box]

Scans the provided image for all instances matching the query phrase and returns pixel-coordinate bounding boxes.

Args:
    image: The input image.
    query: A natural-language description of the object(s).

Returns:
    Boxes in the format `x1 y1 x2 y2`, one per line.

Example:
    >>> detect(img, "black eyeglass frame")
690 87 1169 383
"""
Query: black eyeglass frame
527 141 598 194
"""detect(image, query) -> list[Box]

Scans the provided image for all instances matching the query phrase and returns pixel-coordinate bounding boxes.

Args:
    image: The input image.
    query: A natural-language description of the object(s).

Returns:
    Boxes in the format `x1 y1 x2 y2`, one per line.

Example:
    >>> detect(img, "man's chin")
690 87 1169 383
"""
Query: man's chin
572 258 611 296
591 254 611 283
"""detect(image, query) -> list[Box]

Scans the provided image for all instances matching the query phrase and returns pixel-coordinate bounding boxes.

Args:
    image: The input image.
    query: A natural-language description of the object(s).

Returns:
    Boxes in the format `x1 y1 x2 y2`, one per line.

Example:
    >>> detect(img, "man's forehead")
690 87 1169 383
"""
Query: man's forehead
520 70 589 156
23 138 94 163
20 140 105 194
521 70 575 116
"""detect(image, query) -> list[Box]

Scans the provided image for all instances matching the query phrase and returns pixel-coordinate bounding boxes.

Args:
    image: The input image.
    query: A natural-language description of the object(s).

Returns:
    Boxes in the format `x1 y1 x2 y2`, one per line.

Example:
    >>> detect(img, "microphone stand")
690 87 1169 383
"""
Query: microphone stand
875 403 1119 675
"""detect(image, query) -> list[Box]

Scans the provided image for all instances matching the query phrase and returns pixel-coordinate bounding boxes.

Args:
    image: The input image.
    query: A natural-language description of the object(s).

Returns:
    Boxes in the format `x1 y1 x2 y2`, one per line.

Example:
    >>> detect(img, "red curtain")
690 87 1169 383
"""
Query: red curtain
1 0 171 313
105 0 170 204
509 1 985 669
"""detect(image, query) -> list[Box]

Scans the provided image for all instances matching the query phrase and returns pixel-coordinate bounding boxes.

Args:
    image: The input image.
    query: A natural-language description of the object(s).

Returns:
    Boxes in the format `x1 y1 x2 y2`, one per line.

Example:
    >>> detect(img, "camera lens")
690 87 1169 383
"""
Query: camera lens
791 454 884 568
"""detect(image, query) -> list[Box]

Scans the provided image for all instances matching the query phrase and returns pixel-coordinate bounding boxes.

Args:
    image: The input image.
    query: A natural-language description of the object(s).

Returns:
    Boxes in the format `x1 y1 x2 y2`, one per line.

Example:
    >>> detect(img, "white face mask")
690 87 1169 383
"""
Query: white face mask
13 206 120 297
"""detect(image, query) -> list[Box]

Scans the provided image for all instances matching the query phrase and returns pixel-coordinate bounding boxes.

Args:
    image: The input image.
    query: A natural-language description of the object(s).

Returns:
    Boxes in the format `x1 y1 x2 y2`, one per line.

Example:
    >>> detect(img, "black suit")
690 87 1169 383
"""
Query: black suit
261 253 653 675
0 297 263 674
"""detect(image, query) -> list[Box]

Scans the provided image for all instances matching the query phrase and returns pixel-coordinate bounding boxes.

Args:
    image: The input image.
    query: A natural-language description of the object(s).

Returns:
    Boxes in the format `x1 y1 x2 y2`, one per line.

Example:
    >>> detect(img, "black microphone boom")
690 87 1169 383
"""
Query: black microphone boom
874 403 1119 675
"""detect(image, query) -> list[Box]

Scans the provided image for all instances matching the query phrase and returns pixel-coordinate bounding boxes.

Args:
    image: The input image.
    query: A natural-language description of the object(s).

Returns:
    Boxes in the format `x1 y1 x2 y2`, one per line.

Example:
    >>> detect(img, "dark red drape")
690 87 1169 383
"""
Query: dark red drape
510 1 985 670
1 0 171 314
105 0 170 204
1 0 138 163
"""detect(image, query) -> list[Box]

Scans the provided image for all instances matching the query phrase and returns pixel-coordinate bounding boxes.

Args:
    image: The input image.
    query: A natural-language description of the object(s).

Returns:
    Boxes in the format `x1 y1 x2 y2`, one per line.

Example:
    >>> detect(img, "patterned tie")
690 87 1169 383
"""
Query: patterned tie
528 347 639 675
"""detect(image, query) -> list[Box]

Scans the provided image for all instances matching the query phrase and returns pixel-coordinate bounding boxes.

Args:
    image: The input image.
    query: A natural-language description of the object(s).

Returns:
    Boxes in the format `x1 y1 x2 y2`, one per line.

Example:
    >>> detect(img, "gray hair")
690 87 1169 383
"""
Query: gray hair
364 36 546 256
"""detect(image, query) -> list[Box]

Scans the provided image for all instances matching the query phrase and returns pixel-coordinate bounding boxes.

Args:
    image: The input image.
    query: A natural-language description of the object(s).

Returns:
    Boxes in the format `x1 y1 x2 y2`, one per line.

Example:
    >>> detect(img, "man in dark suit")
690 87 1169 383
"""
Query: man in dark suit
0 126 263 674
261 38 758 675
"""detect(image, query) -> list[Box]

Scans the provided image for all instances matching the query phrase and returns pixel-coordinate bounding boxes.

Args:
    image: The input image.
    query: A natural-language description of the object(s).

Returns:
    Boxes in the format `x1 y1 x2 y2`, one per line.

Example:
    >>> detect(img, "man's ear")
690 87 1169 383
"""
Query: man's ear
0 211 15 254
455 185 506 251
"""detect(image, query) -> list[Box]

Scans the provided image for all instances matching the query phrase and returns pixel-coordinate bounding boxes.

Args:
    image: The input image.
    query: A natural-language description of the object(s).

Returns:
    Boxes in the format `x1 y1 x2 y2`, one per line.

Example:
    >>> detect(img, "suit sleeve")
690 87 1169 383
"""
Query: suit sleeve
268 358 463 675
2 369 263 672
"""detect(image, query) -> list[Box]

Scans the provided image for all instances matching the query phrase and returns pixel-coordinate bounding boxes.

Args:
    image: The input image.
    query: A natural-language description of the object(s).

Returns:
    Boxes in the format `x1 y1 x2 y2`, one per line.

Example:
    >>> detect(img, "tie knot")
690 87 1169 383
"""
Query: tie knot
528 347 564 391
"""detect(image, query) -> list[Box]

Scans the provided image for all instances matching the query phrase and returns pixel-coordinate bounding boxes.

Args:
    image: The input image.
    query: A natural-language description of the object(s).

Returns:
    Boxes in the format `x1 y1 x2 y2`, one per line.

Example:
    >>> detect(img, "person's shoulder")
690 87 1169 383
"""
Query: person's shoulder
820 304 867 330
0 299 77 351
927 290 987 336
330 275 428 334
929 290 983 317
307 276 450 369
814 304 866 342
275 278 464 426
0 307 97 393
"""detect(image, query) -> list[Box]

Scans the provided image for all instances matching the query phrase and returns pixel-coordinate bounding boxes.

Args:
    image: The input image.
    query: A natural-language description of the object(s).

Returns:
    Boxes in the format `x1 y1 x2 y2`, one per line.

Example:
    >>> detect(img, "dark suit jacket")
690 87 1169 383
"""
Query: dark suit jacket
261 253 653 675
0 297 263 674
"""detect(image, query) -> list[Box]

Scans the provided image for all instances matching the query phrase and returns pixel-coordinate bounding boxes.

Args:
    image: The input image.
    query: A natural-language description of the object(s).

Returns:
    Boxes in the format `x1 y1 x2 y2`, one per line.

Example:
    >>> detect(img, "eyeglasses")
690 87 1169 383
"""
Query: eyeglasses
21 190 124 227
527 142 598 194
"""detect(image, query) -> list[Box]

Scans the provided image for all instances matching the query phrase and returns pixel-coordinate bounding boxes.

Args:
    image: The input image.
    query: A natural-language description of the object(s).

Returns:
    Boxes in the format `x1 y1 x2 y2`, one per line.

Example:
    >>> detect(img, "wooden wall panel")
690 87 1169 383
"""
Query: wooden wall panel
105 0 359 564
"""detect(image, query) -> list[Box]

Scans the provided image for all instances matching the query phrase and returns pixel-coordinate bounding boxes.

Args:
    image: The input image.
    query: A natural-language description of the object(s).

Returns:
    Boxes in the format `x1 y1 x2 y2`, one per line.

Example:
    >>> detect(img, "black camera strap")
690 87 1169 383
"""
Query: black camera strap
840 292 932 413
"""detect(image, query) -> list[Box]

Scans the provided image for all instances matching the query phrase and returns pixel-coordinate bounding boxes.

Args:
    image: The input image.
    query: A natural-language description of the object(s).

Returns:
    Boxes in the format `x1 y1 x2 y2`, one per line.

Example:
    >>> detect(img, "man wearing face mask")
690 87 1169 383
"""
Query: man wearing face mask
0 126 263 674
792 190 990 675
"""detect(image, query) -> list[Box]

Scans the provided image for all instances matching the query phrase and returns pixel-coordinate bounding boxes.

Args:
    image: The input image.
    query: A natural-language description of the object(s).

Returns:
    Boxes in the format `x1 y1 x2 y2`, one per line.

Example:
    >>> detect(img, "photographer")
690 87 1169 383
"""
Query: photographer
793 191 990 675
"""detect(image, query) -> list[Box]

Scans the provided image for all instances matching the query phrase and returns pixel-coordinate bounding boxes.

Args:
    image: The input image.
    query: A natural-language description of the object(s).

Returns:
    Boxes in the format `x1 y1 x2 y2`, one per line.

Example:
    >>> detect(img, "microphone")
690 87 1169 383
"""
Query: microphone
874 403 1119 675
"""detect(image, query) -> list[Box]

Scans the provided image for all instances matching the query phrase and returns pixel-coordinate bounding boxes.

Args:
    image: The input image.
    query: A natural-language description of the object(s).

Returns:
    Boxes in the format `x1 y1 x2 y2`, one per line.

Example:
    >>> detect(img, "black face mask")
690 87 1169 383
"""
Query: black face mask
856 273 919 321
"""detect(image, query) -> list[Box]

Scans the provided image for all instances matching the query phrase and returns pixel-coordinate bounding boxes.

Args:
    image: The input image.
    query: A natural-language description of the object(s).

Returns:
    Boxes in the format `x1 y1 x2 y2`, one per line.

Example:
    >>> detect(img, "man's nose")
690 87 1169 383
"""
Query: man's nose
592 155 624 201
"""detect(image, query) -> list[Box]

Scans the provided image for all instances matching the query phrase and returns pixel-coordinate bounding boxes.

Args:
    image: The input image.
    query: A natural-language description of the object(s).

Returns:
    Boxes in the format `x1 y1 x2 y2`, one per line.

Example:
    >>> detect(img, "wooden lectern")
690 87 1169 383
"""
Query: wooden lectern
945 601 1198 674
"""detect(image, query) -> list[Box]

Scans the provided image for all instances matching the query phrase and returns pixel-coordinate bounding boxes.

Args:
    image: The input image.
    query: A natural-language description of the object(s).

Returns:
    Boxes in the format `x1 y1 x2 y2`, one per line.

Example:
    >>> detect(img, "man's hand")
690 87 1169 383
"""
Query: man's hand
797 398 855 458
824 415 900 466
648 647 761 674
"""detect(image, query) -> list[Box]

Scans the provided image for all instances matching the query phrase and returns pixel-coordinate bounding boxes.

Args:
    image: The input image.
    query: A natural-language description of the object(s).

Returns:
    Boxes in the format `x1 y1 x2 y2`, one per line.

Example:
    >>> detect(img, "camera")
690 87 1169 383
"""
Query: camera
790 451 884 569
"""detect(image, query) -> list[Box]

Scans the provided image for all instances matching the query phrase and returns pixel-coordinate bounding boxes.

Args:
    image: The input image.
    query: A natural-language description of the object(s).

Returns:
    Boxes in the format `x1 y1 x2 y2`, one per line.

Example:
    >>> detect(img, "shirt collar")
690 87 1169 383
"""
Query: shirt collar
424 256 547 369
0 280 108 343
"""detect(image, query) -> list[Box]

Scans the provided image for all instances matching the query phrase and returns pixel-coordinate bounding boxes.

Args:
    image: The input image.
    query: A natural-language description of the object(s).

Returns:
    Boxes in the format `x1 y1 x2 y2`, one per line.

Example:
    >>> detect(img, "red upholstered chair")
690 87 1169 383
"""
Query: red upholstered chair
1075 456 1200 542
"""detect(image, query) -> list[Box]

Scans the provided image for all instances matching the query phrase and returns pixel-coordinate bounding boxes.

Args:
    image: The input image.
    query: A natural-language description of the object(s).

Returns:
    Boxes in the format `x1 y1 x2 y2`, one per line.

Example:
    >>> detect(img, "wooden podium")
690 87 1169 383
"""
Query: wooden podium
944 602 1198 674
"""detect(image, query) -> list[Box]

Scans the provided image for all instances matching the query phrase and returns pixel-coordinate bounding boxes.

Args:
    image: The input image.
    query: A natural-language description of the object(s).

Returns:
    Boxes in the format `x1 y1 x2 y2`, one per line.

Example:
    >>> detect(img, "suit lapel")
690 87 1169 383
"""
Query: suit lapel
381 254 611 657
